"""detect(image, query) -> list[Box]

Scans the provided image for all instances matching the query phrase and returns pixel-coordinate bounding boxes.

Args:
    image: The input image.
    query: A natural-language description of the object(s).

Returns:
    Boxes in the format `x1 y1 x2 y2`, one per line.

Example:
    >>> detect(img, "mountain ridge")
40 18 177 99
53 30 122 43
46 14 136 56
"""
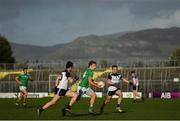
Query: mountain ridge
10 27 180 61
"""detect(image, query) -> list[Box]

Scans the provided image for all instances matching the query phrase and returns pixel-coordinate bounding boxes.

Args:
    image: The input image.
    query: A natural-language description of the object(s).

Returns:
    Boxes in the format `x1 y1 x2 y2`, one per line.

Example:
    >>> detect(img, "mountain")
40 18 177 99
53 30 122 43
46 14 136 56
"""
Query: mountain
46 27 180 59
10 43 64 61
11 27 180 61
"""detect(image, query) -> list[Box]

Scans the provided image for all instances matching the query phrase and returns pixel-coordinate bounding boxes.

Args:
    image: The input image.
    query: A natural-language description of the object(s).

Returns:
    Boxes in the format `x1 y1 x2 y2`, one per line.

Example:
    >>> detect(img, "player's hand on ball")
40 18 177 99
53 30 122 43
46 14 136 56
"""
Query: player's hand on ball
97 81 105 88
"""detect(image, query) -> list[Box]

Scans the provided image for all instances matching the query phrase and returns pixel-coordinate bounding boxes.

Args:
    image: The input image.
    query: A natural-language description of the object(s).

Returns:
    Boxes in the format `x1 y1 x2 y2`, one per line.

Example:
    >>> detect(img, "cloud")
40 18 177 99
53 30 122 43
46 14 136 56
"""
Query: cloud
127 0 180 19
145 10 180 28
0 0 180 46
0 0 41 22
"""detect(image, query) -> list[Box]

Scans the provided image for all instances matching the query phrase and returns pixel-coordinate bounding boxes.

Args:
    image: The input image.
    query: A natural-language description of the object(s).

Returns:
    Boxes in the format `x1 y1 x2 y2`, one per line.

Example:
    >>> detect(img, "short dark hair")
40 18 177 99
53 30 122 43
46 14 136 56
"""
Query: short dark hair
23 66 28 70
88 60 96 67
131 70 135 73
66 61 73 68
112 65 118 69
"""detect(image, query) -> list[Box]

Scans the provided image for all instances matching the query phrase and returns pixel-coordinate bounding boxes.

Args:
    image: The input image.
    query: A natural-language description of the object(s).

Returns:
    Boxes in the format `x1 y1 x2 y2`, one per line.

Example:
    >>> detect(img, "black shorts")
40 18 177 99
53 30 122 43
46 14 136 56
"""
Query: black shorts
107 88 120 96
54 87 59 94
133 86 139 90
56 89 68 96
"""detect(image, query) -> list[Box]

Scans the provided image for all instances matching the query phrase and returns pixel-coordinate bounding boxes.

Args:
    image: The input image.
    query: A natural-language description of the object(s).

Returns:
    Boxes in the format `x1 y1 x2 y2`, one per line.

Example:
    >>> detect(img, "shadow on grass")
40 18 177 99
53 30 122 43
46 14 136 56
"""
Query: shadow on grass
65 111 127 117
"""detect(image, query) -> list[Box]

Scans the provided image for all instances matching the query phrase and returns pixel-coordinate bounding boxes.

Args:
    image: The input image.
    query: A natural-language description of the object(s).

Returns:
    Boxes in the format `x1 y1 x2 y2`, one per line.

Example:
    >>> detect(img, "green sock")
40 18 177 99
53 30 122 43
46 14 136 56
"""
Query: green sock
89 106 93 111
90 104 93 107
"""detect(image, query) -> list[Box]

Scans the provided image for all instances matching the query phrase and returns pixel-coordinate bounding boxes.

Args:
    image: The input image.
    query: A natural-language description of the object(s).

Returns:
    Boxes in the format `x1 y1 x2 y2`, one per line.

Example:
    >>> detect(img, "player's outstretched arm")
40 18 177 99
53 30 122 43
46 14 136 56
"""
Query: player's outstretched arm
122 78 134 86
29 77 33 82
68 75 79 84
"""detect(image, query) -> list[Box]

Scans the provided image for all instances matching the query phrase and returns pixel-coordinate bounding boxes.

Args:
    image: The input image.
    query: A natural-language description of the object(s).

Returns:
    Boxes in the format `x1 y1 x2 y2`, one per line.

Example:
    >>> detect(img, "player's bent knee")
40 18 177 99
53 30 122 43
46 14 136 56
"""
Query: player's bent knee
90 94 96 100
117 94 122 99
22 92 27 97
93 94 96 99
73 93 78 99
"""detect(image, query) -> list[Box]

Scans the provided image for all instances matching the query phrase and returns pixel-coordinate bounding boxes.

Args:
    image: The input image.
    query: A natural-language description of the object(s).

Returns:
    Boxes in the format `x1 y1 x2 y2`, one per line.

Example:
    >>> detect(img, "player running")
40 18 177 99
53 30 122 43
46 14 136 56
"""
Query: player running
15 67 33 107
76 60 101 114
131 70 144 102
37 61 78 117
100 65 134 113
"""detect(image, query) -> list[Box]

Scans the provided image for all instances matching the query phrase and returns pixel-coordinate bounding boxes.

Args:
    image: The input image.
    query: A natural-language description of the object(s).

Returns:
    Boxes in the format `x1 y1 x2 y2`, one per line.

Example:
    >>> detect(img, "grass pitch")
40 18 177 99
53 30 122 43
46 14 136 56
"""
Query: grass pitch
0 97 179 120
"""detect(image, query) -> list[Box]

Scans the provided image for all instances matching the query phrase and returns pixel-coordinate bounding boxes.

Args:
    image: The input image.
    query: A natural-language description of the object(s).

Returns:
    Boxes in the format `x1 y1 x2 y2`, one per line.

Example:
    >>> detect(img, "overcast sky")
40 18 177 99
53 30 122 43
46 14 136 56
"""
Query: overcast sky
0 0 180 46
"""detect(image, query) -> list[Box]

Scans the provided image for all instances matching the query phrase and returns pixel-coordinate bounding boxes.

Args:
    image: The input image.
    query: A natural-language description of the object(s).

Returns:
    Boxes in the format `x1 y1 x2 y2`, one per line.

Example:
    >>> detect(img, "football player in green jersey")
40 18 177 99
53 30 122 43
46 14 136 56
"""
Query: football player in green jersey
77 60 101 114
15 67 33 107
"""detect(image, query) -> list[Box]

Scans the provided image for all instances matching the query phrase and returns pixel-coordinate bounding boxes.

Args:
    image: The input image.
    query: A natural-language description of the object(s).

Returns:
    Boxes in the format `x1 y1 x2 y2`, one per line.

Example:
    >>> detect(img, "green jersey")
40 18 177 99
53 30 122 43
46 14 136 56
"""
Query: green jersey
18 73 30 87
79 68 94 87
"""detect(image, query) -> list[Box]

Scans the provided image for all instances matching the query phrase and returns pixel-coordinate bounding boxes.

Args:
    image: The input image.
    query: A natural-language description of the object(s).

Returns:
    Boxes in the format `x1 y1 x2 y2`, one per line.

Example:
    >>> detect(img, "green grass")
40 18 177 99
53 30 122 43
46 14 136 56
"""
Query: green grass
0 97 180 120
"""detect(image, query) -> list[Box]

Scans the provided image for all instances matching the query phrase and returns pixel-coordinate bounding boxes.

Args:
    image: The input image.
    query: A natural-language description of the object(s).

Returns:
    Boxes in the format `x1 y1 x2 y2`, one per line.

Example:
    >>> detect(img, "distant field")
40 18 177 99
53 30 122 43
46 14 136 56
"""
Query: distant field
0 97 179 120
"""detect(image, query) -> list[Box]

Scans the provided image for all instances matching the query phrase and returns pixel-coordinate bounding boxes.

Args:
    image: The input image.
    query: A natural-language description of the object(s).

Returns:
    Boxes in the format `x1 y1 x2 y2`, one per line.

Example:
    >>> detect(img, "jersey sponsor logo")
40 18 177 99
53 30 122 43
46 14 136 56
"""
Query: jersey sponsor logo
109 74 122 84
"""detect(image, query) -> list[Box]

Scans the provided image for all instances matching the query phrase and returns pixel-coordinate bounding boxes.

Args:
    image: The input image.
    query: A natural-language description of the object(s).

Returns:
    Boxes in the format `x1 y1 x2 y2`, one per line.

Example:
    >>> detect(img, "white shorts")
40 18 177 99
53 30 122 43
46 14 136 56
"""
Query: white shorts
107 87 120 96
19 86 27 91
77 86 94 96
108 86 119 92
